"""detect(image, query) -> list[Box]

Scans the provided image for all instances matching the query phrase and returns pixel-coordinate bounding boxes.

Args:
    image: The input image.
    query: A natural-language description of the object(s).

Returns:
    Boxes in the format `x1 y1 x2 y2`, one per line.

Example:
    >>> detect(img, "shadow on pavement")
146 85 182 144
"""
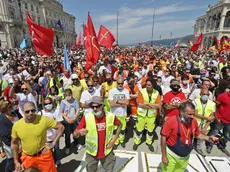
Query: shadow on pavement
58 159 81 172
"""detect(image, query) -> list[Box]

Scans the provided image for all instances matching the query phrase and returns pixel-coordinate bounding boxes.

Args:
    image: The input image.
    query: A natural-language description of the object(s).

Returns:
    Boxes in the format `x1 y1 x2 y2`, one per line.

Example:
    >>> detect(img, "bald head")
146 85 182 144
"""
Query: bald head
22 101 36 111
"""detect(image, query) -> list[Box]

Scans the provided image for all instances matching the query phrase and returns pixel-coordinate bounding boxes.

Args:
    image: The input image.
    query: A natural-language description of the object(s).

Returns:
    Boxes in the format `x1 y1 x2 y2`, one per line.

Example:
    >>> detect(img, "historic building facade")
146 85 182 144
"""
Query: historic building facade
194 0 230 48
0 0 76 48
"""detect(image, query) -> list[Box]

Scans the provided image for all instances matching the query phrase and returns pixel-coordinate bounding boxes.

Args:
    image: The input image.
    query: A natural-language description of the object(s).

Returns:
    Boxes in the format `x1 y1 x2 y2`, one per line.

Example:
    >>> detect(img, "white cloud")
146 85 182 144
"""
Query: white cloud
93 3 201 44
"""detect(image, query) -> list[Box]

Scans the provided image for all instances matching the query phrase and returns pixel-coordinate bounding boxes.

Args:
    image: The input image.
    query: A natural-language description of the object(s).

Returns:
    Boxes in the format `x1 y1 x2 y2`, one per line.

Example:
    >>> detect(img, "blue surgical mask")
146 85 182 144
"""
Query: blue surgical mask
201 95 209 101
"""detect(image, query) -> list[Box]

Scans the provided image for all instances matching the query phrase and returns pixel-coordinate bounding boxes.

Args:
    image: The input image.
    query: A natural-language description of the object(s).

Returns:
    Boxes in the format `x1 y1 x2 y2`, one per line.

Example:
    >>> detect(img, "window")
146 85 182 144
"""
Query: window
25 2 28 9
36 7 39 13
32 15 35 22
8 0 13 3
38 17 40 25
50 11 52 17
31 4 34 12
8 7 15 19
45 9 48 15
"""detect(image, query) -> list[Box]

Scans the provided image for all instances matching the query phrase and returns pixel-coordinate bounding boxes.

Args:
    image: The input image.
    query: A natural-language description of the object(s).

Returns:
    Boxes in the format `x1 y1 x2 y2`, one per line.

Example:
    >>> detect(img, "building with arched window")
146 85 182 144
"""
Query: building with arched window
194 0 230 48
0 0 76 48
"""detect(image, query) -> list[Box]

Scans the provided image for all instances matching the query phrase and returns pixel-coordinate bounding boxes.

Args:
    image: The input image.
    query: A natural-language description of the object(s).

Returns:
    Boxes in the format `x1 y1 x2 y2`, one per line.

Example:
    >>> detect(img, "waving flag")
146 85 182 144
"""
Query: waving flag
174 40 180 48
27 13 54 56
188 40 193 47
170 42 176 47
64 46 72 73
83 25 88 48
76 32 82 46
85 12 101 70
20 38 27 49
189 33 203 52
98 25 115 49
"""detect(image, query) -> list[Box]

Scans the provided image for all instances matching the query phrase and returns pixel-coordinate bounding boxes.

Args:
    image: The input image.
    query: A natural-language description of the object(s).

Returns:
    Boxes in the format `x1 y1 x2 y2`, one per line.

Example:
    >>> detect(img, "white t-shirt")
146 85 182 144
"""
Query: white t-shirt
189 88 213 101
161 75 175 95
80 89 100 115
180 84 192 98
16 92 37 117
41 109 63 142
108 88 130 117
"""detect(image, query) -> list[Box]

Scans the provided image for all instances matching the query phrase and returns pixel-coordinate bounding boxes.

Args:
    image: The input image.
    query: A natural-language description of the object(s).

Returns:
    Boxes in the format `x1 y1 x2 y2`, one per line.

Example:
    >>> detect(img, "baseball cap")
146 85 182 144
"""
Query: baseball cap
89 96 105 106
71 74 79 79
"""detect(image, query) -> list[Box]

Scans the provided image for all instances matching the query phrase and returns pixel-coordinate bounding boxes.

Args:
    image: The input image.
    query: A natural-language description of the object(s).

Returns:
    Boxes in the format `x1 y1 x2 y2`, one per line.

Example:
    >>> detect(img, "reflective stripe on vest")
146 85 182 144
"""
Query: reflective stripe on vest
194 98 215 130
85 112 115 156
137 88 159 117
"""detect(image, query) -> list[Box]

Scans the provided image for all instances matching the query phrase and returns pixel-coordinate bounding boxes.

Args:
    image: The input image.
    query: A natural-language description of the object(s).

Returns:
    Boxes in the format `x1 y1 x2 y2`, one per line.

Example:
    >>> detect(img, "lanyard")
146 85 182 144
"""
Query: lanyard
181 124 190 145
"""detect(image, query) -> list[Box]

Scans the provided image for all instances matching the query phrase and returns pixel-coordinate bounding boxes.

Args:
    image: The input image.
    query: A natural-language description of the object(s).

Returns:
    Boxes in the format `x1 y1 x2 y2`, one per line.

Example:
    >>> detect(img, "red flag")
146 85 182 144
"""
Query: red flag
174 40 180 48
189 33 203 52
76 32 82 46
27 13 54 56
98 25 115 49
83 25 88 48
85 12 101 70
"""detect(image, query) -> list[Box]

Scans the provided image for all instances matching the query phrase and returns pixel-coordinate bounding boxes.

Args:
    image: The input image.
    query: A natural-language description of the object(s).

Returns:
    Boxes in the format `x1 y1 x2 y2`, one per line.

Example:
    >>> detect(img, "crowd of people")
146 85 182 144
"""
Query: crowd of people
0 45 229 172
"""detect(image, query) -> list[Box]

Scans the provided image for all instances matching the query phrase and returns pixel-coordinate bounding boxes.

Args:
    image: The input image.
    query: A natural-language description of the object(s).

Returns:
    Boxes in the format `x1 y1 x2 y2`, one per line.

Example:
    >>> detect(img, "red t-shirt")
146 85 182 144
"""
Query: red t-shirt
216 92 230 124
163 91 186 117
77 114 120 159
161 115 200 146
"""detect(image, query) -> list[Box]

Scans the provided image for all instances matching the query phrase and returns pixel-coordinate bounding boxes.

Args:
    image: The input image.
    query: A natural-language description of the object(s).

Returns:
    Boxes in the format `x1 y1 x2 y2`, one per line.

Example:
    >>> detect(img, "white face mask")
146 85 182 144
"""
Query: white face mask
45 104 53 111
95 111 103 117
66 96 72 101
182 80 189 85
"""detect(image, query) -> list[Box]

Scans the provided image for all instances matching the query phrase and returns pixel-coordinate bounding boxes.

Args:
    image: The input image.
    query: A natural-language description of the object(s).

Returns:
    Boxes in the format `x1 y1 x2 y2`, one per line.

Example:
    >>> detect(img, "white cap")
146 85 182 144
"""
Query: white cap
71 74 79 79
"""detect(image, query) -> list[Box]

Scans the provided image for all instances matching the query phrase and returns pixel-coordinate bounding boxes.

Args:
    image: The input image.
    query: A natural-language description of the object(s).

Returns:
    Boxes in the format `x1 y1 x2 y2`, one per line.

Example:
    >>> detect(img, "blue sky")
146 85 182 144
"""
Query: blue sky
63 0 217 44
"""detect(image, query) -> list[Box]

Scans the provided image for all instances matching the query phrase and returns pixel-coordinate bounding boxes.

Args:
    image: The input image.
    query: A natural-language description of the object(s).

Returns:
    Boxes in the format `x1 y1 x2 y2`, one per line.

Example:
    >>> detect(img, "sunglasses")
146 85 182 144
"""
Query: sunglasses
21 88 28 91
44 103 52 105
88 85 94 87
91 105 101 109
25 109 36 114
117 82 124 85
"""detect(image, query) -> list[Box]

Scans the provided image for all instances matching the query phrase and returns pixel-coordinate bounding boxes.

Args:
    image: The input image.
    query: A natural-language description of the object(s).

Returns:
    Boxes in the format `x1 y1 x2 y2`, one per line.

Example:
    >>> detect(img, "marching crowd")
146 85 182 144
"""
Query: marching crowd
0 46 229 172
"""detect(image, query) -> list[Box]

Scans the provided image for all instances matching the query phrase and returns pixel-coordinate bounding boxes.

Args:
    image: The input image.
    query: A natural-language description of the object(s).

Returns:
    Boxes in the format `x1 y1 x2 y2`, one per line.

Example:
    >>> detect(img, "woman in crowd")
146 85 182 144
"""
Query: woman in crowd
39 97 63 166
60 89 80 154
0 99 20 172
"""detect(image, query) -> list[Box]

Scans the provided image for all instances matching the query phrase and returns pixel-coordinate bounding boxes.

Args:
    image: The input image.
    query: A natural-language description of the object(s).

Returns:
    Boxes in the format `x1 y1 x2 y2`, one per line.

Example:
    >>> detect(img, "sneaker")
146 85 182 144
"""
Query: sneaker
194 148 205 156
65 148 70 155
221 149 230 156
147 144 154 152
114 145 118 150
121 142 126 148
77 145 83 150
56 160 61 167
133 144 139 151
206 147 212 154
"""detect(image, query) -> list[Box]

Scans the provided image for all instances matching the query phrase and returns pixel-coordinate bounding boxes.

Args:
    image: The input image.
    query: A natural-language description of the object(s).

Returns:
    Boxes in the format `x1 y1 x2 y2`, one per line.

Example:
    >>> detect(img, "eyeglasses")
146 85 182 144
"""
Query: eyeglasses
88 85 93 87
117 83 124 85
24 109 36 114
93 80 98 83
21 88 28 91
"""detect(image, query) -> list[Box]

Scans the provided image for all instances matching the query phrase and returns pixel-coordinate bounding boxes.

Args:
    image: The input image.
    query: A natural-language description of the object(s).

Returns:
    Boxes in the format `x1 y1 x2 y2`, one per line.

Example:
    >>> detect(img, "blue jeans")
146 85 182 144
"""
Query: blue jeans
206 120 230 150
62 120 79 148
5 158 14 172
48 140 60 164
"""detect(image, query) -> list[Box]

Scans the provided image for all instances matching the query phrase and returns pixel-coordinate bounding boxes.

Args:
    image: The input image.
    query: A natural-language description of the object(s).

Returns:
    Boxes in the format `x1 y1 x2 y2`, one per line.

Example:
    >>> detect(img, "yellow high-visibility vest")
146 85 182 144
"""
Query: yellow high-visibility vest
194 98 215 130
85 112 115 156
137 88 159 117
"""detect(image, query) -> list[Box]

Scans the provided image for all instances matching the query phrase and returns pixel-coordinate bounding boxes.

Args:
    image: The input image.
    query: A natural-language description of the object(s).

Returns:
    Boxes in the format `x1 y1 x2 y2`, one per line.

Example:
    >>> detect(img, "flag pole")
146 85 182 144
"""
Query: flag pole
151 9 155 46
116 11 119 45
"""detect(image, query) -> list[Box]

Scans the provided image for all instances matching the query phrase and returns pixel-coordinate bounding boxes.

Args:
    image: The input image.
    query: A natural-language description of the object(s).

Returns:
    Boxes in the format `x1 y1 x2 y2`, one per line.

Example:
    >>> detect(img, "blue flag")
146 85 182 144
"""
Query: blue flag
170 42 176 47
64 46 72 74
20 38 27 49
